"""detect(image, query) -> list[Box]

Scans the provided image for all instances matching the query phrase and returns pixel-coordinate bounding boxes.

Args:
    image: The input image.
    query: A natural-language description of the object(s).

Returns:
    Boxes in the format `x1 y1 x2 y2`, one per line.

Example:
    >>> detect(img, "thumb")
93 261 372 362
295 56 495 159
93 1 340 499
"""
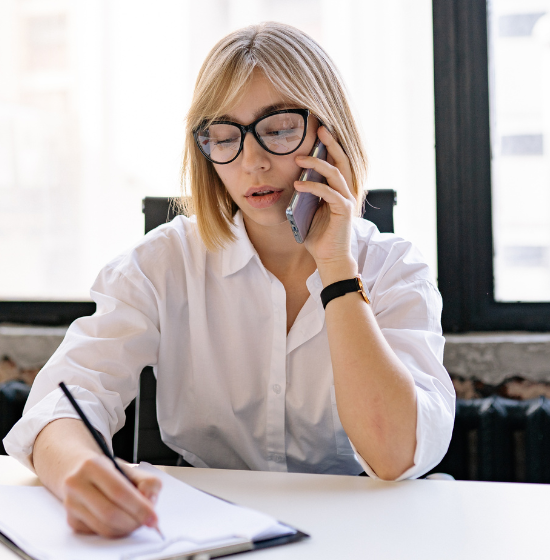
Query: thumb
119 462 162 504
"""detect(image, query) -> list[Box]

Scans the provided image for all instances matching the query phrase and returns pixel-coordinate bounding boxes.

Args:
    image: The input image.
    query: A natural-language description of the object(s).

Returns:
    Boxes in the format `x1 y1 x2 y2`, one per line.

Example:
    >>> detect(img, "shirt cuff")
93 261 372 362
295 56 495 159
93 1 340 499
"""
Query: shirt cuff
2 386 114 473
350 385 455 481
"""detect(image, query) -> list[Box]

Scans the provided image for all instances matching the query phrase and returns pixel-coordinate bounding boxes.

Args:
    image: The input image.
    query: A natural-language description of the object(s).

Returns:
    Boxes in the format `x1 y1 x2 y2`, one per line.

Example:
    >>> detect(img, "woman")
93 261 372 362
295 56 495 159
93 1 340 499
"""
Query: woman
4 22 454 538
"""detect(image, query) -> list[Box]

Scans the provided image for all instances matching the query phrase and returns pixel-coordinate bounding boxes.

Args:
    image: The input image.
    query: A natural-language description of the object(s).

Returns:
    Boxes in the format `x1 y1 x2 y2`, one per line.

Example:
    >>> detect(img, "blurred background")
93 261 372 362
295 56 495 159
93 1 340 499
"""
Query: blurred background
0 0 549 304
490 0 550 302
1 0 550 482
0 0 437 301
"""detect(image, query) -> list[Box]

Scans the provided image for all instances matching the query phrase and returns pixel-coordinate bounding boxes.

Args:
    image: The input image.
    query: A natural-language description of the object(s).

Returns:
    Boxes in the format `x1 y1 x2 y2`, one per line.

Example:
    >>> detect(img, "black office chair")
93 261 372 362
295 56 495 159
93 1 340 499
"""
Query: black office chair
0 380 31 455
129 190 397 464
361 189 396 234
141 190 397 240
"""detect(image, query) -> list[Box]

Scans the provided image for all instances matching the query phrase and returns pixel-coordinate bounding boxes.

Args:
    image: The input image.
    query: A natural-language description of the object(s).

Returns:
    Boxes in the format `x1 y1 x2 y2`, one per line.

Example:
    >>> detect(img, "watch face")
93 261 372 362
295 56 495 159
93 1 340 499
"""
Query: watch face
356 275 370 305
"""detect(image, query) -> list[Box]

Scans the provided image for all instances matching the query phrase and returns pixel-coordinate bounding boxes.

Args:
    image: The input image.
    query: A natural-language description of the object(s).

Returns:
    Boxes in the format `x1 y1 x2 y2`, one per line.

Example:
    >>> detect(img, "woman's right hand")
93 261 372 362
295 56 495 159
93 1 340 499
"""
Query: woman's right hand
63 454 161 538
33 418 162 538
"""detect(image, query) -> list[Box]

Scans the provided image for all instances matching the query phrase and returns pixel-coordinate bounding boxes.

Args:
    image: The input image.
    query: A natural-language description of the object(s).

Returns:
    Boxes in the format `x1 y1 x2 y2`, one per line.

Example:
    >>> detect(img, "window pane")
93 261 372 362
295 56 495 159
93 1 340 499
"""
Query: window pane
0 0 436 301
489 0 550 301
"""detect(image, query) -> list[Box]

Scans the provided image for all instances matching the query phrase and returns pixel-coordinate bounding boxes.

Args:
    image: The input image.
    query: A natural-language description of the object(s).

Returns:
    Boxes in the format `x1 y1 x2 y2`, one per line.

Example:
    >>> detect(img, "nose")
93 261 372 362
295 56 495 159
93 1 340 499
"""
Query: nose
239 131 271 173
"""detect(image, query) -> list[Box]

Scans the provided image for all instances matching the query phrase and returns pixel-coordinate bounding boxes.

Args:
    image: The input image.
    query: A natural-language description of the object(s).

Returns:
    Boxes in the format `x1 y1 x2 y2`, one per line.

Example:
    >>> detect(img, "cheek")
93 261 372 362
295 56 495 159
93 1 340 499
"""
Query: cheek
297 129 318 158
212 163 225 181
273 156 301 183
213 164 235 192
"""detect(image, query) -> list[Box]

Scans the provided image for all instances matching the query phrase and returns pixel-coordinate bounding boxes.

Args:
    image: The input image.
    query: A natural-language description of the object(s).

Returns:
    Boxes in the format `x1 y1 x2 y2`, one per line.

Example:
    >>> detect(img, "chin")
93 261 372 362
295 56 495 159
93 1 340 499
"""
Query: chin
243 206 289 228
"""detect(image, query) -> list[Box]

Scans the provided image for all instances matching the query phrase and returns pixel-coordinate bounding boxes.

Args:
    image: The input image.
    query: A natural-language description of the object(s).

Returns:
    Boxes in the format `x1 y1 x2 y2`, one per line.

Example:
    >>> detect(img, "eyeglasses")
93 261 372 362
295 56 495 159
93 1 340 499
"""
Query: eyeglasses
193 108 310 164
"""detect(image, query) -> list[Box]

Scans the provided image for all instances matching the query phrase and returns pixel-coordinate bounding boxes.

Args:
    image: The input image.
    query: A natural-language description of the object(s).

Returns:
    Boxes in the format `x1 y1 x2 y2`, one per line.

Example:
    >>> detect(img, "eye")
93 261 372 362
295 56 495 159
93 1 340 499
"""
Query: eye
212 136 240 146
258 113 304 143
202 124 241 148
265 127 294 137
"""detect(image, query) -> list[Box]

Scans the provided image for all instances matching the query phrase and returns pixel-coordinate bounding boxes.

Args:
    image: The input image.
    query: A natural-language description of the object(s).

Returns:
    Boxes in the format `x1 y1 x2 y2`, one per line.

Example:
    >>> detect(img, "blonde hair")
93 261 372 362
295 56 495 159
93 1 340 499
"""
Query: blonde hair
181 21 368 251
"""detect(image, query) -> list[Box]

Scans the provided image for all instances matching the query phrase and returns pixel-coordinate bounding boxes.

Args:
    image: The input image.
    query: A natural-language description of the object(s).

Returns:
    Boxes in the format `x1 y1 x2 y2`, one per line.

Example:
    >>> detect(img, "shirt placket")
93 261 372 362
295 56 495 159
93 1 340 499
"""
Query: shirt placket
265 276 288 472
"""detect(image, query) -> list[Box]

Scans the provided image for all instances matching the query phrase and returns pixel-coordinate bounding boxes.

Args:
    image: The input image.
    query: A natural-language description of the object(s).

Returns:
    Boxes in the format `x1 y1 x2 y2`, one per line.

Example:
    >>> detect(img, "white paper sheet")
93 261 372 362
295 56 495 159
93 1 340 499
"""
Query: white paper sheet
0 463 295 560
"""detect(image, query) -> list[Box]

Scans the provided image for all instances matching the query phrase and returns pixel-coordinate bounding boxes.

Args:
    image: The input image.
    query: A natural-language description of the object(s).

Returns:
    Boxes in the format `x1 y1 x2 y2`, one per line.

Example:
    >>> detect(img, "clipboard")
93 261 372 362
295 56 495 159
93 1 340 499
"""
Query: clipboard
0 527 309 560
0 463 310 560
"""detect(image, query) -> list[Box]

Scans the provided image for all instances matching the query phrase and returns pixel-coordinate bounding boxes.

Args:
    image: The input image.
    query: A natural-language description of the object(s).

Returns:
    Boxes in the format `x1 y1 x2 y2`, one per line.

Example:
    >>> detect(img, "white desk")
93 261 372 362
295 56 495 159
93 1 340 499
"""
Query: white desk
0 455 548 559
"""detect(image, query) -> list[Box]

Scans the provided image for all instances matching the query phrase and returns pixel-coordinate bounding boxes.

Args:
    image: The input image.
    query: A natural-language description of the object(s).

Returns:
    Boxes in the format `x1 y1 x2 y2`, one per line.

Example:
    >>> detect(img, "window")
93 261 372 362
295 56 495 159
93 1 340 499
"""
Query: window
489 3 550 302
433 0 550 331
1 0 437 324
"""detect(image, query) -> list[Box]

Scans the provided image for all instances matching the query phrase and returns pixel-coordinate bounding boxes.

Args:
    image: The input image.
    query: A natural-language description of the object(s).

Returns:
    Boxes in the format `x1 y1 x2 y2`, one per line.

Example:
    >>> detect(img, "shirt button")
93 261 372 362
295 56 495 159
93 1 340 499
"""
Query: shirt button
272 384 281 394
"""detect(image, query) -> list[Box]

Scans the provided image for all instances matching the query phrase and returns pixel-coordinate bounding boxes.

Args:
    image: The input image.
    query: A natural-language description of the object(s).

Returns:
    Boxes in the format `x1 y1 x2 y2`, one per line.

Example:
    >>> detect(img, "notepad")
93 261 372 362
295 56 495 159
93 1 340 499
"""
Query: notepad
0 463 300 560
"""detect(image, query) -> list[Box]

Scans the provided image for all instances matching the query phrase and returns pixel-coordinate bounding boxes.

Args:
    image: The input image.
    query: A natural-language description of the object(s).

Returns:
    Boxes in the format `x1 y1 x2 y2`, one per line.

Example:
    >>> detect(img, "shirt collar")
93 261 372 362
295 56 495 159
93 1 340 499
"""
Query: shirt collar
221 211 361 279
221 211 258 278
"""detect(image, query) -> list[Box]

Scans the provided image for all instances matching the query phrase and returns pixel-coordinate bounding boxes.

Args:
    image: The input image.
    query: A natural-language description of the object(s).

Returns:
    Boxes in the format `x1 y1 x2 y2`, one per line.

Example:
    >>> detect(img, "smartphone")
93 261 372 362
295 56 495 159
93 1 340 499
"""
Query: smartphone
286 138 328 243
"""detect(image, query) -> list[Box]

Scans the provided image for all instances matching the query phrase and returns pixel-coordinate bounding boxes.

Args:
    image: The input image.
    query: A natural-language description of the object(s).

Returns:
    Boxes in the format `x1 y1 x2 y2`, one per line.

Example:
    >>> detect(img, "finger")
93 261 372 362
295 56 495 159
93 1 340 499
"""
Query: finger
317 126 350 169
66 513 95 535
295 155 354 202
120 463 162 504
317 126 354 186
295 180 354 216
75 456 158 529
87 482 147 533
65 468 149 538
89 459 159 528
67 506 127 539
66 492 139 539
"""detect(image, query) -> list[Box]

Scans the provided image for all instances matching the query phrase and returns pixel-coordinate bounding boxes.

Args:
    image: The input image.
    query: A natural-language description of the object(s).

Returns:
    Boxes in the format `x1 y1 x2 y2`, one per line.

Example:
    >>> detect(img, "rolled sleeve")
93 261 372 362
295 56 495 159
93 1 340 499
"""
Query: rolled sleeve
387 329 455 479
352 237 456 480
350 329 455 480
351 378 454 481
3 386 116 472
3 261 161 472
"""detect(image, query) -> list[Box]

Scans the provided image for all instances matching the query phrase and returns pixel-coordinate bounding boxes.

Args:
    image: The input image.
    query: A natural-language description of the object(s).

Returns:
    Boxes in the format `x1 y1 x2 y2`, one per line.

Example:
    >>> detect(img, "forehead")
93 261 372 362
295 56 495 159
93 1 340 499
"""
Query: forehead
220 73 294 124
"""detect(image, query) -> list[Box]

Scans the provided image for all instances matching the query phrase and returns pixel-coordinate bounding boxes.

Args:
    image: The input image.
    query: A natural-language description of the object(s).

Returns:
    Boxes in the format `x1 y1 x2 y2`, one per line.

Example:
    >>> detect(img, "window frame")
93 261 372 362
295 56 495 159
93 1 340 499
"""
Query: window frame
0 302 95 326
3 1 549 330
433 0 550 332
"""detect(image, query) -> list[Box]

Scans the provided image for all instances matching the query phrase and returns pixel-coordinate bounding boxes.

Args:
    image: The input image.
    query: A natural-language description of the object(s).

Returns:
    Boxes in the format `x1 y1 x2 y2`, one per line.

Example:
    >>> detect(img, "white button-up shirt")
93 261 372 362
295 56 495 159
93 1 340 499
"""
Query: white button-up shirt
4 212 455 480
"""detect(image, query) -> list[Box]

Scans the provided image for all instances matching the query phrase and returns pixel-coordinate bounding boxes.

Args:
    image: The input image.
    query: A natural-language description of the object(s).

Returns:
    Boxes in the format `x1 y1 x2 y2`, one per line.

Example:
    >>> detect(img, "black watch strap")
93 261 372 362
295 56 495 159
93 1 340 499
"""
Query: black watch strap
320 276 370 309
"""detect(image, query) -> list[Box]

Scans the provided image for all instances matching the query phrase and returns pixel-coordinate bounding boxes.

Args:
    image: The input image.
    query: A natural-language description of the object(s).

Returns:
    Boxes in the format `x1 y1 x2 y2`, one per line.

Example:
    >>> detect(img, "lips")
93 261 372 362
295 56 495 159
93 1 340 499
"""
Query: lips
244 186 284 209
244 185 282 197
251 190 274 197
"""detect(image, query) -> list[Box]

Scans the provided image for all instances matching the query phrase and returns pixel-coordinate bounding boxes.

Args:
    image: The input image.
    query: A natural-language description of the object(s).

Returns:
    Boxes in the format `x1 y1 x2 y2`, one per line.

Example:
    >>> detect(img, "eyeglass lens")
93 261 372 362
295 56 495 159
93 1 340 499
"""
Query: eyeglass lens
196 112 305 163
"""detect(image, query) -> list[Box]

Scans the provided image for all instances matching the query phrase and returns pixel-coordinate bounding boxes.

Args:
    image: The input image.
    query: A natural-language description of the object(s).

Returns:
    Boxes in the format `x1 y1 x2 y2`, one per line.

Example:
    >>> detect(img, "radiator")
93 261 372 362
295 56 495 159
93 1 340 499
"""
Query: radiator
434 396 550 483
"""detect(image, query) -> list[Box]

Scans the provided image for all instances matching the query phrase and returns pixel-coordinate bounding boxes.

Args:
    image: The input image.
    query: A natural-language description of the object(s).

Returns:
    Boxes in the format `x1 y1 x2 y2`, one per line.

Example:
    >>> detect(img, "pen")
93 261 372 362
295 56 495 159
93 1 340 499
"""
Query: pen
58 381 164 540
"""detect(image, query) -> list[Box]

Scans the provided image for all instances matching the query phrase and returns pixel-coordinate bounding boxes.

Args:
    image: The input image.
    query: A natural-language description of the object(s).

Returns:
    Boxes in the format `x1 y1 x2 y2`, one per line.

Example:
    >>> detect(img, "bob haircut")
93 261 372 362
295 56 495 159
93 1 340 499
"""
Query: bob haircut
181 21 368 252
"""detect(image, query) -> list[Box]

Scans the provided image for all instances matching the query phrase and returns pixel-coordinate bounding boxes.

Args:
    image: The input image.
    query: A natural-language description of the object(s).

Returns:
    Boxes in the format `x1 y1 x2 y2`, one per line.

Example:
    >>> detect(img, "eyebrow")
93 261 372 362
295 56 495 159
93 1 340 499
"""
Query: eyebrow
217 103 300 123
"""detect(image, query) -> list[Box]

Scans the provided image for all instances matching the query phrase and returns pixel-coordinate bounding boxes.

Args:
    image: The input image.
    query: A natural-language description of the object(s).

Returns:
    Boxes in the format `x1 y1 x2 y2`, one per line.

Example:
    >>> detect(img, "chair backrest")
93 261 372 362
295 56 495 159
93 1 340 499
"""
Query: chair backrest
133 367 178 465
0 380 31 455
361 189 396 233
142 190 397 235
134 190 397 464
142 198 181 235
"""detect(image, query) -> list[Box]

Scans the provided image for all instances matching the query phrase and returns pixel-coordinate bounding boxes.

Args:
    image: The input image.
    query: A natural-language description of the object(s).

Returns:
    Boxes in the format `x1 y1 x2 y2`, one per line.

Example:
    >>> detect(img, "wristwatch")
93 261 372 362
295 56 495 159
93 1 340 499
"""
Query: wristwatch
320 275 371 309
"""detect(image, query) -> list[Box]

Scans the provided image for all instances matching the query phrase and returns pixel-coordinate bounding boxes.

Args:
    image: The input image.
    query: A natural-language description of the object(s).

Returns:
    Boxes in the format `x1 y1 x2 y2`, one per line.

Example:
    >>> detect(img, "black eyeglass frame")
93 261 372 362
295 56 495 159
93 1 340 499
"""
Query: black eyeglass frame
193 108 310 165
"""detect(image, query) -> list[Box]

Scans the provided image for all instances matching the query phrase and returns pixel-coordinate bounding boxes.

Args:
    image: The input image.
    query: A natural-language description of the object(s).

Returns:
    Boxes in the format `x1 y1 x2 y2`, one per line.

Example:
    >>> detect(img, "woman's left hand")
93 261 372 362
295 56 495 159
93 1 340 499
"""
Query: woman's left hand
294 126 357 274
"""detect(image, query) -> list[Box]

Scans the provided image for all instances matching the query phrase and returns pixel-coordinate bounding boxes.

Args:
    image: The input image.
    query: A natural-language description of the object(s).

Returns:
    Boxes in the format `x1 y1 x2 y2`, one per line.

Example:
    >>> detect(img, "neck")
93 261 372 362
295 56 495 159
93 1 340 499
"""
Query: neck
242 213 315 278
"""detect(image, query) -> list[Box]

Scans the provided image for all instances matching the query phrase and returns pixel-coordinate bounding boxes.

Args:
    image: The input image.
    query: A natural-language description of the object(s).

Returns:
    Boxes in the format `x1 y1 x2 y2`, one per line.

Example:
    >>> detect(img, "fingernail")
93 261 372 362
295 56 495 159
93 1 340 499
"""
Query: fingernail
295 155 305 160
145 514 157 527
149 493 158 505
295 181 304 186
